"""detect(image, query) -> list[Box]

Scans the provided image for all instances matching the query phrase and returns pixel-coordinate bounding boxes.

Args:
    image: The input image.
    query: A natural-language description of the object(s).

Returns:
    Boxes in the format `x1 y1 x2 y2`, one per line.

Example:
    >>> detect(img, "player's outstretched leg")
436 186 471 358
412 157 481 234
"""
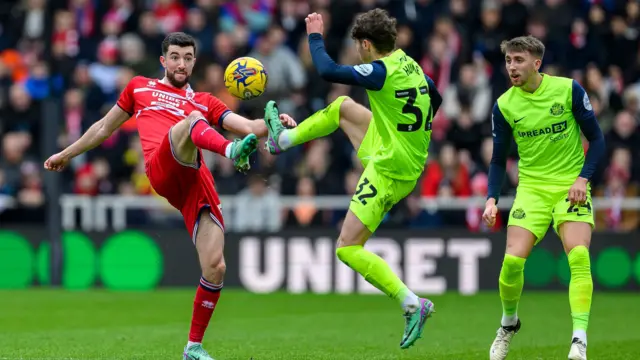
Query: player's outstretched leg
263 96 370 154
336 210 434 349
490 226 535 360
174 110 257 172
560 222 593 360
184 211 226 360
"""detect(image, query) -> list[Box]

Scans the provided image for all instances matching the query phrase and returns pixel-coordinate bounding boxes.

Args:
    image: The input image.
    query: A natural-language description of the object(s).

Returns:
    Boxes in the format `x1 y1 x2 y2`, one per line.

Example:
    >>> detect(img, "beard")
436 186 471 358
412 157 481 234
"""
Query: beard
166 70 190 88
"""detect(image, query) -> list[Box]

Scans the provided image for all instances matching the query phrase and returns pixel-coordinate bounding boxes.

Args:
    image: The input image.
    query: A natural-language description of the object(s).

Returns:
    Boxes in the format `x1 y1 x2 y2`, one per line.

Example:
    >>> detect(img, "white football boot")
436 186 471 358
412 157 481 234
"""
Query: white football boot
568 337 587 360
490 319 521 360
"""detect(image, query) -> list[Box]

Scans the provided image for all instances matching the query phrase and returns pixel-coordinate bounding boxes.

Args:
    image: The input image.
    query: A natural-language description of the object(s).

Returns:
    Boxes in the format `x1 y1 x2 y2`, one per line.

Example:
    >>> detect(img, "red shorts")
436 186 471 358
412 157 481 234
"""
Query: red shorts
146 131 225 243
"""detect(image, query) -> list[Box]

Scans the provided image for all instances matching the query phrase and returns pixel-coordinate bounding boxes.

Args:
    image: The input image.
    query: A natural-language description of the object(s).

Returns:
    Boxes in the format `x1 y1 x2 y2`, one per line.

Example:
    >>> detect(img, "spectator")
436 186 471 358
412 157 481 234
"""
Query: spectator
153 0 187 35
284 175 324 228
246 25 307 117
595 147 639 231
184 7 215 55
88 38 121 98
605 111 640 180
442 63 492 124
119 33 159 78
219 0 273 47
446 108 484 157
422 143 471 198
0 0 638 231
233 173 281 232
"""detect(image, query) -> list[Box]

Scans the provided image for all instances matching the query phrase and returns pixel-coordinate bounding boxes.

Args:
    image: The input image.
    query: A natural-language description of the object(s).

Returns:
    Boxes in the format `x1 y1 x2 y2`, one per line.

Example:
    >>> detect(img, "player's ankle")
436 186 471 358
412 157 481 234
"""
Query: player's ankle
501 314 518 327
224 143 233 158
572 329 587 344
400 290 419 313
187 341 201 347
277 130 292 149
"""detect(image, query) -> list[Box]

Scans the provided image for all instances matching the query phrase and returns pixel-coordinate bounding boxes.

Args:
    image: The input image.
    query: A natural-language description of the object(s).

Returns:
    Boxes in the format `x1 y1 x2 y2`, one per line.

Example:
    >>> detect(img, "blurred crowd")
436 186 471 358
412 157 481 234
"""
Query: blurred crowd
1 0 640 232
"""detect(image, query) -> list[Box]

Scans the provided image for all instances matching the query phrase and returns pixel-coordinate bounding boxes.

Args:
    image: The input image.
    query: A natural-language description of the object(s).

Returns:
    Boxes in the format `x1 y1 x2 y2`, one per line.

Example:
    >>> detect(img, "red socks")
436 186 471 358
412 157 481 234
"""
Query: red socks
188 277 223 343
189 119 231 157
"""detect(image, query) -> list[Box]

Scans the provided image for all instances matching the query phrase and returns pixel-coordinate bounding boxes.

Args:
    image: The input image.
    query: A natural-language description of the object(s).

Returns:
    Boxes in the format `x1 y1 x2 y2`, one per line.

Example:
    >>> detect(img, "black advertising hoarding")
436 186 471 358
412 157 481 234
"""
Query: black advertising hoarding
1 228 639 292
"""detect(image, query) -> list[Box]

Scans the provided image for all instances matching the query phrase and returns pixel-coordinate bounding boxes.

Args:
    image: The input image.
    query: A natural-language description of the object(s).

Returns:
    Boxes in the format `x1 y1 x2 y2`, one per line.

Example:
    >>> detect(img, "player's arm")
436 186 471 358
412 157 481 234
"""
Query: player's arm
486 102 513 205
222 113 296 137
221 112 268 137
426 75 442 116
205 94 266 137
45 79 136 171
571 80 606 181
213 106 296 138
308 33 387 90
59 104 130 160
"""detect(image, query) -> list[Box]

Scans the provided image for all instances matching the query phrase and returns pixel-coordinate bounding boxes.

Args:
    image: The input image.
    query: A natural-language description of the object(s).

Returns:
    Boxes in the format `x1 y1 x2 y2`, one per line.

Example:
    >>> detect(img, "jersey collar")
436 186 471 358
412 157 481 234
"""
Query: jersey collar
515 73 549 97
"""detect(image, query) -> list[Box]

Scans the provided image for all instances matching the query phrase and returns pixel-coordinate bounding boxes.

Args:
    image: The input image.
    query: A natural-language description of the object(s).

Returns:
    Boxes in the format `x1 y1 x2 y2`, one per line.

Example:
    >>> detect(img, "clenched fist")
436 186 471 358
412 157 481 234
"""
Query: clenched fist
305 12 324 35
44 153 69 172
482 199 499 227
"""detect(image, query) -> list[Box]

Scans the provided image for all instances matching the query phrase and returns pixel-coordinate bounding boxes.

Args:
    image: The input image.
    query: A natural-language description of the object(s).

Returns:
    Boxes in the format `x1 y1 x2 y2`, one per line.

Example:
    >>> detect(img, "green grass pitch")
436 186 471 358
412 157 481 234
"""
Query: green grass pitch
1 289 638 359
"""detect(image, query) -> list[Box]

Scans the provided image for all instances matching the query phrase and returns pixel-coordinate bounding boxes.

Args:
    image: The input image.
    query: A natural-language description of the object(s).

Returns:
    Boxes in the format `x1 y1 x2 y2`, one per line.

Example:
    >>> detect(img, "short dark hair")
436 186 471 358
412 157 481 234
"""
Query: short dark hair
500 35 545 59
351 9 397 54
162 32 197 56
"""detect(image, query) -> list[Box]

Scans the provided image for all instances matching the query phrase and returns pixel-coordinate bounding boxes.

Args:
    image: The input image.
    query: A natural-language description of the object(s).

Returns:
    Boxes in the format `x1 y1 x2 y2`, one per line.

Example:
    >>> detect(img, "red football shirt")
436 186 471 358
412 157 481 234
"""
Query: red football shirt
116 76 230 164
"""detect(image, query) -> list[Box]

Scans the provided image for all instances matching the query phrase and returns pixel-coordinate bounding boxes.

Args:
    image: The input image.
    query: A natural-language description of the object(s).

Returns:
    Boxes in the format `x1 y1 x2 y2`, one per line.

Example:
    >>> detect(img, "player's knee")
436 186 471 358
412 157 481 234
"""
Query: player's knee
172 112 205 153
171 116 193 139
177 110 205 133
501 254 526 274
567 245 589 266
336 236 349 249
337 96 354 118
186 110 205 122
336 231 361 248
335 245 347 263
335 242 361 264
337 95 352 106
505 238 535 259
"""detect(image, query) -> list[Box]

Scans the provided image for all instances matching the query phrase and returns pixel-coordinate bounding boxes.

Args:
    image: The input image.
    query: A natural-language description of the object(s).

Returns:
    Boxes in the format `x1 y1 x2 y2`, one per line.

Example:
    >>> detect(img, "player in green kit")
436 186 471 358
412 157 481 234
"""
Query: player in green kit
483 36 605 360
262 9 441 348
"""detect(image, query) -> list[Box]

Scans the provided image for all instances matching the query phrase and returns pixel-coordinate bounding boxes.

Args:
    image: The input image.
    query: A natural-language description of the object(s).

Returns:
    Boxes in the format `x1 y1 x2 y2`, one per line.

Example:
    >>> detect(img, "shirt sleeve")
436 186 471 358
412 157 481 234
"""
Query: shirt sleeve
571 80 606 180
207 95 232 128
308 33 386 90
116 77 137 115
487 102 513 203
426 75 442 116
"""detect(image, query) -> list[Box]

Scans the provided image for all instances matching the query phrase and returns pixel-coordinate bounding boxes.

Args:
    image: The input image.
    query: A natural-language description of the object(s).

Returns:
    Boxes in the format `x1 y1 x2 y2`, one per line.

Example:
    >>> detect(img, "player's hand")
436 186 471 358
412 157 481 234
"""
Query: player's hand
43 152 70 172
305 12 324 35
279 114 297 128
568 177 588 205
482 199 498 227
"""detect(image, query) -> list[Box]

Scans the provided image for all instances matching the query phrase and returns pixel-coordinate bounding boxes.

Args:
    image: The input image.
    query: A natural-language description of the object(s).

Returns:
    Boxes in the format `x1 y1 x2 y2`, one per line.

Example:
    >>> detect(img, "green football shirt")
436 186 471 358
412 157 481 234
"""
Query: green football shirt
365 49 433 181
496 74 585 187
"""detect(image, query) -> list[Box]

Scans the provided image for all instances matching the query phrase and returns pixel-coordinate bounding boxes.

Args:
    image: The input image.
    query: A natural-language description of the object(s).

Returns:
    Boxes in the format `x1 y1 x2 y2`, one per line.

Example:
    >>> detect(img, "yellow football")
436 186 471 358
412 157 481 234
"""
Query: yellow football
224 57 268 100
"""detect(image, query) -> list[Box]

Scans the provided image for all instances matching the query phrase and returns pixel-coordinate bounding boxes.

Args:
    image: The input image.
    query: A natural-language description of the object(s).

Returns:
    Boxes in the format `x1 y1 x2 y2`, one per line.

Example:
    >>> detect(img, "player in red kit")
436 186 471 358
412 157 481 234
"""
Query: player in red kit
44 32 296 360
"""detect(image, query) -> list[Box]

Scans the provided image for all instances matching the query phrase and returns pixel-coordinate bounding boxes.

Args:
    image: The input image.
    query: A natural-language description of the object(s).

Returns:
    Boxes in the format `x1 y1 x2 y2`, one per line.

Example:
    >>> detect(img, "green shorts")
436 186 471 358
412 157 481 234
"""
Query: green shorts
349 163 417 233
351 117 417 232
508 184 595 244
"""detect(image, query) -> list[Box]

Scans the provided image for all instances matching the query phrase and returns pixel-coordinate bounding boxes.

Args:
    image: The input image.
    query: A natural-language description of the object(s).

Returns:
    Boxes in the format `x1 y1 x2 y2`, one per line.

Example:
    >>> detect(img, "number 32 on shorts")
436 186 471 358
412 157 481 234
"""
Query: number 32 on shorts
566 198 592 216
354 177 378 205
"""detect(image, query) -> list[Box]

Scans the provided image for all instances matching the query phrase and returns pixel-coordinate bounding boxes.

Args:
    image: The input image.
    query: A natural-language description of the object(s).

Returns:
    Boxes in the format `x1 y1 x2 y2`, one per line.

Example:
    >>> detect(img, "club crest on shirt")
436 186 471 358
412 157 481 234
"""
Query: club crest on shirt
549 102 565 116
186 88 195 101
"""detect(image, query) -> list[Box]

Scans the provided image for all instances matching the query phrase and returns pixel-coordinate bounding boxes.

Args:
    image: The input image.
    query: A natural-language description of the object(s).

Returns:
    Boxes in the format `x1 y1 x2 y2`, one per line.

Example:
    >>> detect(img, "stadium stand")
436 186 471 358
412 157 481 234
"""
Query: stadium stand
0 0 639 232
